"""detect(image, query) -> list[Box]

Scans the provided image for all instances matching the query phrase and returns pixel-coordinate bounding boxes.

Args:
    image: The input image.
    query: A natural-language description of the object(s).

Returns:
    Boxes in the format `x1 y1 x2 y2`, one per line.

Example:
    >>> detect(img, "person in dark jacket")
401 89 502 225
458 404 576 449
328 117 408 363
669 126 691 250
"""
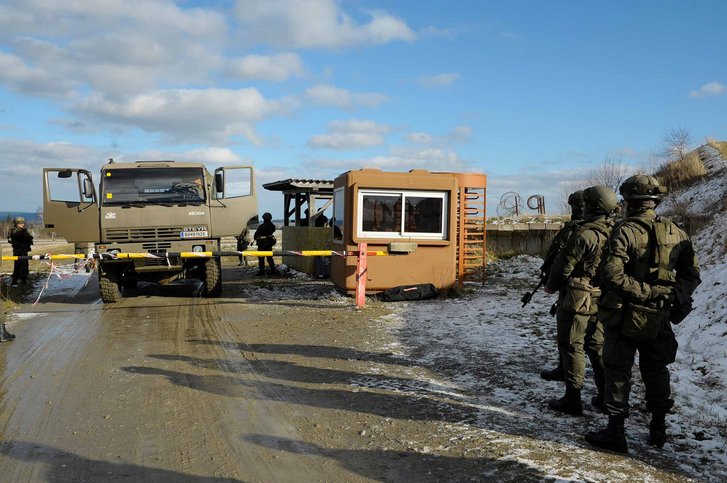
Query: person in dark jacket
0 242 14 342
236 226 250 266
544 186 618 416
9 216 33 287
253 213 278 276
539 190 584 381
585 175 701 453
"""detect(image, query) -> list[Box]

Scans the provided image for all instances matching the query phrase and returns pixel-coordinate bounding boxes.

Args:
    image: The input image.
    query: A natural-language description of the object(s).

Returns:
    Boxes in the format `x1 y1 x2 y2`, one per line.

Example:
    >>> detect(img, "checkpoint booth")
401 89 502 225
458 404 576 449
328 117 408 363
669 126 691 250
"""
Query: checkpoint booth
263 178 334 276
330 168 487 294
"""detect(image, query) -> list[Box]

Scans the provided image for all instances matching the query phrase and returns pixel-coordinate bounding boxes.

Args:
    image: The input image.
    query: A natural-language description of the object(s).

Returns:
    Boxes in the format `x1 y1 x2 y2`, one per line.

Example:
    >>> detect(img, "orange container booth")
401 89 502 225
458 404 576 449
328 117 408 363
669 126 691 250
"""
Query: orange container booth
330 168 487 294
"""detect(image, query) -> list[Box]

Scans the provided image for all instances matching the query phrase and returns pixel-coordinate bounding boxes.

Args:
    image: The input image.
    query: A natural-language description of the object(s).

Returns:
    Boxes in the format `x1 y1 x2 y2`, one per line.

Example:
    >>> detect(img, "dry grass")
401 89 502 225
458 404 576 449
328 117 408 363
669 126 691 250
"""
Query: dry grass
707 139 727 159
653 151 707 192
660 200 711 236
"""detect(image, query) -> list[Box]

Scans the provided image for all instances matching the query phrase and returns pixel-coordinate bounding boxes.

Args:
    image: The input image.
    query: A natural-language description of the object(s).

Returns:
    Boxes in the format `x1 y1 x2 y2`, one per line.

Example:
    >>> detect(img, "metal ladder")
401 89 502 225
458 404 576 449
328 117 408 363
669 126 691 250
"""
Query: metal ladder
455 174 487 287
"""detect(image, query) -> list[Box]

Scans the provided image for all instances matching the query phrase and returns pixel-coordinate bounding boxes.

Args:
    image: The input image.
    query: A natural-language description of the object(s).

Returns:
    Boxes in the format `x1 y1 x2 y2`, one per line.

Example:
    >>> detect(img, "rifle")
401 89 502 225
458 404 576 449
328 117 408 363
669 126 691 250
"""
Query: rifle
521 274 546 307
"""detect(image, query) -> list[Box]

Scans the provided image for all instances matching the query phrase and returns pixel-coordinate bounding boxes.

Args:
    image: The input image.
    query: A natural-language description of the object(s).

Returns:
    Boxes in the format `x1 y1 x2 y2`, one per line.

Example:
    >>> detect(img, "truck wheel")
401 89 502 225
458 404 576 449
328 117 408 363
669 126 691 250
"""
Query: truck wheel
203 257 222 297
99 268 123 303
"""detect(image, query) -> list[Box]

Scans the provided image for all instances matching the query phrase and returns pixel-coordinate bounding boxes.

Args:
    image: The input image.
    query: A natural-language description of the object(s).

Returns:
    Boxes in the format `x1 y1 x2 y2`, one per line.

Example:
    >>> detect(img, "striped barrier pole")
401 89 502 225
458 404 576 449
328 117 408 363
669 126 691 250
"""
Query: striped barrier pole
1 249 391 261
355 242 367 308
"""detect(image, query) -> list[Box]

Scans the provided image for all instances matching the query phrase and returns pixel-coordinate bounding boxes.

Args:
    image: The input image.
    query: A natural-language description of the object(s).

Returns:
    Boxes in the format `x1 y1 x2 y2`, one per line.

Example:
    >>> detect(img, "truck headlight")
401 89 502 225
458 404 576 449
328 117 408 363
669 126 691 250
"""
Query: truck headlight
192 245 205 252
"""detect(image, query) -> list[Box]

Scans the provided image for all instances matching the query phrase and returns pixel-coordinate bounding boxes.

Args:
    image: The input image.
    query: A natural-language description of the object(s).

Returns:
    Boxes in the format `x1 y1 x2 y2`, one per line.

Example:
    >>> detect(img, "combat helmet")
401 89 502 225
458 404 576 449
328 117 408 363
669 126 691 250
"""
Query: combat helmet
619 174 667 202
583 185 618 217
567 190 585 219
13 216 25 226
568 190 584 206
262 212 272 221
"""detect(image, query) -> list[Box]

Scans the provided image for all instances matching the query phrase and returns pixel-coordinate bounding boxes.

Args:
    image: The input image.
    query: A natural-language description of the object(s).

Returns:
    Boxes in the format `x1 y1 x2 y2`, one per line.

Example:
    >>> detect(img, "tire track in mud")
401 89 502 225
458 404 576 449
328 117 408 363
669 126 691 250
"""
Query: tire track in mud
185 295 343 481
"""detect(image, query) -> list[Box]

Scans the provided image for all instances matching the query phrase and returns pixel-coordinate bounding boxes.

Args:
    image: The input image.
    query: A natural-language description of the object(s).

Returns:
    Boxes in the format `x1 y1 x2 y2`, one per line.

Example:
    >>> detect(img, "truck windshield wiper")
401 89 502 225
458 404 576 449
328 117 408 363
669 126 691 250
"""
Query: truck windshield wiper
145 201 174 207
172 200 204 206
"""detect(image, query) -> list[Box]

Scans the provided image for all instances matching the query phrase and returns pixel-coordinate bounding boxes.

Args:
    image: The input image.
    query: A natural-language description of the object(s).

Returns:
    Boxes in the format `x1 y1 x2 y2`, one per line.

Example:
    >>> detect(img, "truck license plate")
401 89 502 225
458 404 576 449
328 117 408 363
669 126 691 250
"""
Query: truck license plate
181 227 208 238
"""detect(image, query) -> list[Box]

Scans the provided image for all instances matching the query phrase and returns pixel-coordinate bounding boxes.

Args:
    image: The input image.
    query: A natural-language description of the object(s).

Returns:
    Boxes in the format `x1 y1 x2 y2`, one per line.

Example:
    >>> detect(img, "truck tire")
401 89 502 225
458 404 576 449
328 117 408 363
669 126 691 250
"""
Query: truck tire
99 268 123 303
203 257 222 297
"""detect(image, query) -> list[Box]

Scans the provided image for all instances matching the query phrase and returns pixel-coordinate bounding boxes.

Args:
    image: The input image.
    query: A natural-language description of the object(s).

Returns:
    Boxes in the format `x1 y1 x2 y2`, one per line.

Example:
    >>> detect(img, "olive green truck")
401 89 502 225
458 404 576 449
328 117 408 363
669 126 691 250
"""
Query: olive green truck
43 160 257 303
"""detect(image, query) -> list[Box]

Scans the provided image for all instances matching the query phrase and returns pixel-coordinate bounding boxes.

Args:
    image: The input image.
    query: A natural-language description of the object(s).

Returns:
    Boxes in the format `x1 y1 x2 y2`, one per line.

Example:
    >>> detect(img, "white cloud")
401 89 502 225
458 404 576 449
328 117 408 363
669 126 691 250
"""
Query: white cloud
74 88 299 144
305 84 387 109
690 82 725 98
406 132 434 144
0 51 76 98
0 139 105 210
419 72 460 87
233 0 415 48
225 53 303 81
308 119 389 150
405 125 471 145
133 147 245 166
305 146 472 176
0 1 228 99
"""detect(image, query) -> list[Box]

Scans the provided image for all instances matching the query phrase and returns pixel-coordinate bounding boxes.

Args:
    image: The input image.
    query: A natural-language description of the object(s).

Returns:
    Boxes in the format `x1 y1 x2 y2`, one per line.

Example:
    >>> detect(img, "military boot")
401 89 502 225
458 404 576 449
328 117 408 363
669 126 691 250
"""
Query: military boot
540 365 565 381
585 416 628 453
548 386 583 416
0 323 16 342
648 412 667 448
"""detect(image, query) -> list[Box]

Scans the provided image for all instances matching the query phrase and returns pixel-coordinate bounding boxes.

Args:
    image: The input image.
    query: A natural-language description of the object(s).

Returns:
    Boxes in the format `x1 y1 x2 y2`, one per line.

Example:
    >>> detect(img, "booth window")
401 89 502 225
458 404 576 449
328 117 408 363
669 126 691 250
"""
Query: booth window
358 190 447 239
332 187 345 243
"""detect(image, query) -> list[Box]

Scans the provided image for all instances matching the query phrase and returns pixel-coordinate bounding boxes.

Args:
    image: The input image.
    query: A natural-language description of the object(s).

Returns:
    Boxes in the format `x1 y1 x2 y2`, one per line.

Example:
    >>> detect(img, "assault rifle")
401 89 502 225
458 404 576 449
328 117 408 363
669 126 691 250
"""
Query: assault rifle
521 273 546 308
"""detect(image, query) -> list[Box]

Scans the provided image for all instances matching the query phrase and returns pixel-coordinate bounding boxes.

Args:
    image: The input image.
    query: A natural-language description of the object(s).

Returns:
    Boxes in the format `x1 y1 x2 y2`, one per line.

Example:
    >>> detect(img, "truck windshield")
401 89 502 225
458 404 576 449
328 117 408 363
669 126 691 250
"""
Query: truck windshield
101 167 206 206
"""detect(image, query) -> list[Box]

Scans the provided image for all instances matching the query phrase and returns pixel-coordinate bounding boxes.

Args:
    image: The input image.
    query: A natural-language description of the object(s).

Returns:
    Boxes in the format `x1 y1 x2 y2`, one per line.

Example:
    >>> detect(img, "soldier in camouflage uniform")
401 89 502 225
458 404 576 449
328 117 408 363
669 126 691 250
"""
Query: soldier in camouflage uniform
539 190 584 381
544 186 617 415
9 216 33 287
585 175 701 453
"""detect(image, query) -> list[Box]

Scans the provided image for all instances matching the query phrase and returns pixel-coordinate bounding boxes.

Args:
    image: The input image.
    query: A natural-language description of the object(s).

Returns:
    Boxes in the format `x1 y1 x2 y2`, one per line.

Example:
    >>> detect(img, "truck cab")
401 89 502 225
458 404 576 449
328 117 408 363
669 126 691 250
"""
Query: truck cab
43 160 258 303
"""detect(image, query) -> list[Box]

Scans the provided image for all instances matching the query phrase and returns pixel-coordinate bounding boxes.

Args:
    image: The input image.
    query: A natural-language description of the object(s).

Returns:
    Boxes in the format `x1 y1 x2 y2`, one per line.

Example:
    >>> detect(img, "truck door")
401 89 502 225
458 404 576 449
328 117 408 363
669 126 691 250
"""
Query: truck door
43 168 100 242
210 166 258 237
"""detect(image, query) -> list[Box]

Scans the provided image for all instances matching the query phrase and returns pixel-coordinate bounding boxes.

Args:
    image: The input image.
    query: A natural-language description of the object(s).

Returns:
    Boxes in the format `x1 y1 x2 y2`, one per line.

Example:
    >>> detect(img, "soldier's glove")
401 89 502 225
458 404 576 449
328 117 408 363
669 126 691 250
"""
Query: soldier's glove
648 285 674 308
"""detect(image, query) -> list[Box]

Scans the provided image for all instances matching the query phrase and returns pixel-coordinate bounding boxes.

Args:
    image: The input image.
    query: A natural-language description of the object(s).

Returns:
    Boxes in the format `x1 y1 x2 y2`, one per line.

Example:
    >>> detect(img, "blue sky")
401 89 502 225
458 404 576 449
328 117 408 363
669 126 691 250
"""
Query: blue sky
1 0 725 218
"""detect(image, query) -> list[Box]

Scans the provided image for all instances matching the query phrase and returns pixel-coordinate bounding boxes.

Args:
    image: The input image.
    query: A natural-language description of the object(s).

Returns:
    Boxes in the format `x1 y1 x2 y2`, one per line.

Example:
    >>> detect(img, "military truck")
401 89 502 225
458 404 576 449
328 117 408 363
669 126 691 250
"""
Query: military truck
42 160 258 303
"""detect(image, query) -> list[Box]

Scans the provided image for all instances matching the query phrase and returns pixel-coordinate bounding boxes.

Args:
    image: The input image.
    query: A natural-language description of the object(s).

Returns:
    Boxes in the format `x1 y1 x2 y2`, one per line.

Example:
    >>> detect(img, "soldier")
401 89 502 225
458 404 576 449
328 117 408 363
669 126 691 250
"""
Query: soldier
585 175 701 453
8 216 33 287
544 186 617 415
236 225 250 266
0 242 15 342
540 190 585 381
253 212 278 276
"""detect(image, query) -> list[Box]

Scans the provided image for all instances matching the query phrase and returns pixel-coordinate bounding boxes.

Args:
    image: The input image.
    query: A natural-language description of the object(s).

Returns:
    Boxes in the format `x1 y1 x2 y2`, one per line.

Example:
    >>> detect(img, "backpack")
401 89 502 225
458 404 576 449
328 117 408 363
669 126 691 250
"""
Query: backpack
381 283 438 302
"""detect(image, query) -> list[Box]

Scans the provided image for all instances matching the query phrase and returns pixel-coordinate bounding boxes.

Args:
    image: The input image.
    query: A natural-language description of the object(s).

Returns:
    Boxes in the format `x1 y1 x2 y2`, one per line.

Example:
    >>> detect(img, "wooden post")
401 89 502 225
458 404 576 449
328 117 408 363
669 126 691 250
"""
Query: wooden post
355 242 367 308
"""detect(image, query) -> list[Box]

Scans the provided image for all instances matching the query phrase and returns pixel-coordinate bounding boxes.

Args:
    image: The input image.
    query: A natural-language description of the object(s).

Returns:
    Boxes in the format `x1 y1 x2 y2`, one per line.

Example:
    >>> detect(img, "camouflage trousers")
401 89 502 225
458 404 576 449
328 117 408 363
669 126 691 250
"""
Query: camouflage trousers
602 321 678 417
556 306 604 392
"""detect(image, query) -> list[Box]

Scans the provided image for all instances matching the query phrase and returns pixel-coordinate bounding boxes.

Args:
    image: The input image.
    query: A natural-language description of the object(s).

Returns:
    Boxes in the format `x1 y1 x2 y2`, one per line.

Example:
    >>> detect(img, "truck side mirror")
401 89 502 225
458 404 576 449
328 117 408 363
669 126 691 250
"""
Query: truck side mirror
83 178 94 198
58 169 73 178
215 172 224 195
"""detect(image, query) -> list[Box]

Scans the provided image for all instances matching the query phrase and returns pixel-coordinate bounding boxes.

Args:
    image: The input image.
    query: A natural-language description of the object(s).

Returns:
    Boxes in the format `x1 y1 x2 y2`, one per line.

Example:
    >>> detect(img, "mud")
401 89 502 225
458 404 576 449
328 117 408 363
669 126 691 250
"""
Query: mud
0 263 702 482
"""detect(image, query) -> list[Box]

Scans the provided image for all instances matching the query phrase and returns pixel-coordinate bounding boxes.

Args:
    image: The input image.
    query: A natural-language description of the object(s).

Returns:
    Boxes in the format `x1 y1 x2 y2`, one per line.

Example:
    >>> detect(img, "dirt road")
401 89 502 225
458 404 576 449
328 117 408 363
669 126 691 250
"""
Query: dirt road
0 263 705 482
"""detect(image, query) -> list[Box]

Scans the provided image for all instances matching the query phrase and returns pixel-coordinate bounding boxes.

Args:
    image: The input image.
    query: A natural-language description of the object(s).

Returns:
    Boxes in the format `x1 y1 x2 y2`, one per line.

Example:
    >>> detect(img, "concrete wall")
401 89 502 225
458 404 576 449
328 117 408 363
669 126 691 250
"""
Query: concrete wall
486 223 563 257
281 226 332 274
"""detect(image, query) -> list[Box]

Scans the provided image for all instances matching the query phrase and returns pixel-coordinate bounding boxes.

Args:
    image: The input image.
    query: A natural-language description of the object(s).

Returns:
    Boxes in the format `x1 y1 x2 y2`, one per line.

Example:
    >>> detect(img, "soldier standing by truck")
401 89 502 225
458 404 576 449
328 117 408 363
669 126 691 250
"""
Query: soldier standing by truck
254 212 278 276
539 190 585 381
9 216 33 287
585 175 701 453
544 186 617 415
0 242 15 342
236 225 250 266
